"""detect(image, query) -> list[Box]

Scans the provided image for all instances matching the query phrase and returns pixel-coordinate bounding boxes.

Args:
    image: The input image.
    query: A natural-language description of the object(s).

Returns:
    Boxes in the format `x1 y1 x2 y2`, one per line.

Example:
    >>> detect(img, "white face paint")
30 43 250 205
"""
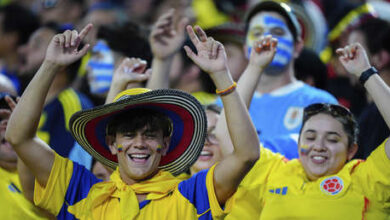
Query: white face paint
246 12 294 75
87 40 115 96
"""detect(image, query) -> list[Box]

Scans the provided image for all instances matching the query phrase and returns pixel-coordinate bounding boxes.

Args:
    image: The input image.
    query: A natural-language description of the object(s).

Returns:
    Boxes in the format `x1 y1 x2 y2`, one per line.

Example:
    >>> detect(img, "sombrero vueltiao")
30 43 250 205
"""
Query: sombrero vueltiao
69 88 207 175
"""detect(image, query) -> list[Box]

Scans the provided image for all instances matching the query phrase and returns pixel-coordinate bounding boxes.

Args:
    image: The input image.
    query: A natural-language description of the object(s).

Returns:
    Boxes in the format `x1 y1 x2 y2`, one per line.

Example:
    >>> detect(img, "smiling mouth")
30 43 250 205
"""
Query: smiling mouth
128 154 150 164
198 150 213 161
310 155 328 164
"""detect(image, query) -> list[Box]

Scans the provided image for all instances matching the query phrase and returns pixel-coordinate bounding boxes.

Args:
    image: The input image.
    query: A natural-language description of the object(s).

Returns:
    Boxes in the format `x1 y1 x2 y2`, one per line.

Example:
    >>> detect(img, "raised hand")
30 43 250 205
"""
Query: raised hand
112 58 150 86
248 35 278 69
149 9 188 60
184 25 227 75
336 43 371 77
45 24 93 66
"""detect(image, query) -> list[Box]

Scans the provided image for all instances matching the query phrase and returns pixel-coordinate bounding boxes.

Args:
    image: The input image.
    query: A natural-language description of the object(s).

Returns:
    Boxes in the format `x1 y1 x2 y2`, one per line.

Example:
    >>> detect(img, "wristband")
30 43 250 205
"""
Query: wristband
359 67 378 85
216 82 237 96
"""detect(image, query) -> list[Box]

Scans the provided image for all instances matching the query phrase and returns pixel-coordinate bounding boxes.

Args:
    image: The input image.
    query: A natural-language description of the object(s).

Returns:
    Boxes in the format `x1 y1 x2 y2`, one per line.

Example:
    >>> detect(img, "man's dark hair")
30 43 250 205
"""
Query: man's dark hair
0 3 40 46
106 108 173 138
352 17 390 55
97 21 152 65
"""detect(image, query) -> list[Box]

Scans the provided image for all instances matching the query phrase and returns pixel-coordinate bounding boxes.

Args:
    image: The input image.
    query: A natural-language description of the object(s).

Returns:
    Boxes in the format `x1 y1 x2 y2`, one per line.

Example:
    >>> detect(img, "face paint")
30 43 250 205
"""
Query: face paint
117 144 123 153
300 144 311 155
87 40 115 95
156 144 162 153
246 13 294 75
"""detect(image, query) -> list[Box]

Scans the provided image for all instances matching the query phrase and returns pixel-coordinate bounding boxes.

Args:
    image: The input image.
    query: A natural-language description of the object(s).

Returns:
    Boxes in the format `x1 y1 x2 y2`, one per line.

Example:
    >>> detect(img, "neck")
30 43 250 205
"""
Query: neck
119 167 160 185
45 70 69 104
257 64 296 93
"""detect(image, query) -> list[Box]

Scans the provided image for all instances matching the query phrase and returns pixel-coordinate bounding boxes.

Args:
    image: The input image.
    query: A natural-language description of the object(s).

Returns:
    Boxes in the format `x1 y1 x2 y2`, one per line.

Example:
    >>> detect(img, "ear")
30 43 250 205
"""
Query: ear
347 143 358 161
161 136 171 156
106 135 118 155
293 37 304 59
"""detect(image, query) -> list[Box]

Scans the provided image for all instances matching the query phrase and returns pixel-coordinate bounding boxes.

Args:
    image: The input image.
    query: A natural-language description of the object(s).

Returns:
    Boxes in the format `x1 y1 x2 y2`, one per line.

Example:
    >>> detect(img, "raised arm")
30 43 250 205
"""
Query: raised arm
185 25 260 205
336 43 390 159
216 36 277 155
5 24 92 187
146 9 188 89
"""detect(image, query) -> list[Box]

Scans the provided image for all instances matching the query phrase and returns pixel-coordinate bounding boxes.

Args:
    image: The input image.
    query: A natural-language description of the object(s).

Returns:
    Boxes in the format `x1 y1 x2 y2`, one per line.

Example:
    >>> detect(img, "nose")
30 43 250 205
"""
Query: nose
132 134 146 149
311 138 327 152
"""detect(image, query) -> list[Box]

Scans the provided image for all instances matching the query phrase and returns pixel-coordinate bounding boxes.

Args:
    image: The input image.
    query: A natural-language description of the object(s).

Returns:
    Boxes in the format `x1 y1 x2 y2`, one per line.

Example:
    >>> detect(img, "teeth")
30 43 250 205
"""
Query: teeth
200 151 212 156
313 156 326 160
130 154 148 159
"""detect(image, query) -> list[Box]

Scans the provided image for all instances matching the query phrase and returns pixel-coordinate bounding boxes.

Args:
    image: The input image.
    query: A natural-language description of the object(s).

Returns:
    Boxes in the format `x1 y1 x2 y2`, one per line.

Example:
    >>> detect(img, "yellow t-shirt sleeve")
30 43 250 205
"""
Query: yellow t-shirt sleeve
205 164 233 219
355 139 390 205
34 153 74 216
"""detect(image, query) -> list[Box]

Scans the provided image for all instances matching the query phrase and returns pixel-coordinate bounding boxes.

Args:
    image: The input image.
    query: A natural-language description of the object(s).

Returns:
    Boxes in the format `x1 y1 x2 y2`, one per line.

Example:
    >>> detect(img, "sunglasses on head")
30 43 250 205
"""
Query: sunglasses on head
303 103 352 120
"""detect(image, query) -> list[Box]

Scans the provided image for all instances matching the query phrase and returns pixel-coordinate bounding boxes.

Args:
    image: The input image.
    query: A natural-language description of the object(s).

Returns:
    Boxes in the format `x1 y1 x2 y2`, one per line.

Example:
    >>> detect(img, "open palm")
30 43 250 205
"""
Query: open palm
184 25 227 75
45 24 92 66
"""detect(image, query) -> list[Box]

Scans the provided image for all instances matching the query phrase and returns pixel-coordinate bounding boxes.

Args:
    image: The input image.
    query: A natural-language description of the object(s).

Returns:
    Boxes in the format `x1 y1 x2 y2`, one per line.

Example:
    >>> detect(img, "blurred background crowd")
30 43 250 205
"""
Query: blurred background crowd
1 0 390 218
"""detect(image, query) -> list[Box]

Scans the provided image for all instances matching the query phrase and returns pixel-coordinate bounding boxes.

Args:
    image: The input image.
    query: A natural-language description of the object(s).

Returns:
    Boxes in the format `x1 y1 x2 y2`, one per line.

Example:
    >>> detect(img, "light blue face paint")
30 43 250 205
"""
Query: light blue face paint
87 40 115 95
246 13 294 75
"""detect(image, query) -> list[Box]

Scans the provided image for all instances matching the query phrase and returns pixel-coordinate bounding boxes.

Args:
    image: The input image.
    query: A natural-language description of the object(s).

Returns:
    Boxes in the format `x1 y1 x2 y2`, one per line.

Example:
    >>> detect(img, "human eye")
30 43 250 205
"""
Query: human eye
144 132 157 139
270 27 285 36
327 135 340 143
250 28 264 38
123 132 135 138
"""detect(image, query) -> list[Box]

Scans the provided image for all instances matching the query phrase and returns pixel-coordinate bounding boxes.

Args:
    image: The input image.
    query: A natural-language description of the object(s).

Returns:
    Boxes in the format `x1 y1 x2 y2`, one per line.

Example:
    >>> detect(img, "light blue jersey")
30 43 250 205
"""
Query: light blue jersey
216 81 337 158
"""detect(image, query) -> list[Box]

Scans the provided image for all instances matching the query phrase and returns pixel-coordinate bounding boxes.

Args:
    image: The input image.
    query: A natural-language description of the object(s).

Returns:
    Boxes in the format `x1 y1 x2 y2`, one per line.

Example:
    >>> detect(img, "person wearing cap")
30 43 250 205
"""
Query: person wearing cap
223 41 390 220
5 22 260 220
224 1 337 157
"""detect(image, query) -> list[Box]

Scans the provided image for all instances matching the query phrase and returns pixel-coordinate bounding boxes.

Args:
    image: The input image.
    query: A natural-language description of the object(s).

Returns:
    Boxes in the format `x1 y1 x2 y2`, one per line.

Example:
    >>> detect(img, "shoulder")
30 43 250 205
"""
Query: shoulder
297 83 337 103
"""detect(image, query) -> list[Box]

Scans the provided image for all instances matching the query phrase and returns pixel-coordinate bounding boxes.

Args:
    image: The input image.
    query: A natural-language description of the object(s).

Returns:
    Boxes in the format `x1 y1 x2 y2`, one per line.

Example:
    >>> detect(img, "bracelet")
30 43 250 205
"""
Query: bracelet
359 67 378 85
216 82 237 96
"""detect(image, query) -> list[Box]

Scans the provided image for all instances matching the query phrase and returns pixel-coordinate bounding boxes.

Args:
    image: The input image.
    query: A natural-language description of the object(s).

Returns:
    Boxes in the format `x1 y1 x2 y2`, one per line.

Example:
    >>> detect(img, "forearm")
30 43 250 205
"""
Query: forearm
146 57 173 89
215 65 263 156
105 80 127 104
6 61 61 145
364 74 390 159
212 71 259 161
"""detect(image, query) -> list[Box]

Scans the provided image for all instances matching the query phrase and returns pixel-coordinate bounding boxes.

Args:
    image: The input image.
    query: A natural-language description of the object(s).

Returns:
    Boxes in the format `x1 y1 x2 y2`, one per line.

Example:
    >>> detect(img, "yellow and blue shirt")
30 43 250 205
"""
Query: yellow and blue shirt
226 139 390 220
34 153 228 219
37 88 93 168
0 167 49 219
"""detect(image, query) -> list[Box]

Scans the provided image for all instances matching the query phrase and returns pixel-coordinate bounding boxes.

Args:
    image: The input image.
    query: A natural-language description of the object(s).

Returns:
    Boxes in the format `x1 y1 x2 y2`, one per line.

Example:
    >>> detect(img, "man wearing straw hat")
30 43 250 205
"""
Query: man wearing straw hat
5 22 262 219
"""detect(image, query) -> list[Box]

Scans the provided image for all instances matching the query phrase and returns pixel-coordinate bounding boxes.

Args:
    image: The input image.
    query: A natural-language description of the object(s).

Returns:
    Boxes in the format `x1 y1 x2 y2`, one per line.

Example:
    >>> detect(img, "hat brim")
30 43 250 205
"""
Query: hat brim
70 89 207 175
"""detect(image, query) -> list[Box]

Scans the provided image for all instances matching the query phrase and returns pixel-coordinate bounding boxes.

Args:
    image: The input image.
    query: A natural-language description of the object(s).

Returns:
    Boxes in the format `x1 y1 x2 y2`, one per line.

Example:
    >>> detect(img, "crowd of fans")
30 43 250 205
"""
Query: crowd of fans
0 0 390 219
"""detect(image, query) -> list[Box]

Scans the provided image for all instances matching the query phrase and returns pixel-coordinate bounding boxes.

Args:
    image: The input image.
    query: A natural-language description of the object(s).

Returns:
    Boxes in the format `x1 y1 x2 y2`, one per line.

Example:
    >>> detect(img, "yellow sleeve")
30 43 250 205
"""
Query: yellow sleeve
205 164 233 219
354 139 390 206
34 153 74 216
226 146 284 220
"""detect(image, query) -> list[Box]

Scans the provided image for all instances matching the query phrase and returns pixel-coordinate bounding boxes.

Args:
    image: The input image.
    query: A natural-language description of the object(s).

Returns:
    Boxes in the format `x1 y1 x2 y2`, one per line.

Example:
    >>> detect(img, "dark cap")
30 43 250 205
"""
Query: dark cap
245 1 301 42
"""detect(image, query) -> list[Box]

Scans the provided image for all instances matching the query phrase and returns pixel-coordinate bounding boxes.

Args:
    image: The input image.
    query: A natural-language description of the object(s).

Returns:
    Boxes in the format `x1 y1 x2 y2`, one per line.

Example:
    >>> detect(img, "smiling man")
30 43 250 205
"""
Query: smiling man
5 22 260 219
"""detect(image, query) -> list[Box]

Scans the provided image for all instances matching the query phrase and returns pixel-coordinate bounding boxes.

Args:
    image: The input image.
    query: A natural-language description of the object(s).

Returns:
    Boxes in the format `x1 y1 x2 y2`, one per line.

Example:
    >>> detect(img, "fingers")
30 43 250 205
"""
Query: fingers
63 30 72 48
78 23 93 42
184 45 196 61
336 43 360 60
253 35 277 53
4 95 17 110
195 25 207 42
186 25 200 46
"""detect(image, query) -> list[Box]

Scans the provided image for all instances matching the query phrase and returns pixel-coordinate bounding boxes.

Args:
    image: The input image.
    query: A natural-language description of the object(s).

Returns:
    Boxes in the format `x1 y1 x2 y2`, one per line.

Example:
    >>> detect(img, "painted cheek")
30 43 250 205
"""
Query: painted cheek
88 40 115 95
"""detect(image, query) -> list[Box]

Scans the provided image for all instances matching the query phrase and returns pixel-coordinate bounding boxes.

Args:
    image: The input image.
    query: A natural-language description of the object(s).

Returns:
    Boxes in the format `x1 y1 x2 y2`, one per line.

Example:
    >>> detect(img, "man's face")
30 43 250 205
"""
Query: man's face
111 126 170 182
18 28 56 75
87 40 115 96
246 11 294 74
